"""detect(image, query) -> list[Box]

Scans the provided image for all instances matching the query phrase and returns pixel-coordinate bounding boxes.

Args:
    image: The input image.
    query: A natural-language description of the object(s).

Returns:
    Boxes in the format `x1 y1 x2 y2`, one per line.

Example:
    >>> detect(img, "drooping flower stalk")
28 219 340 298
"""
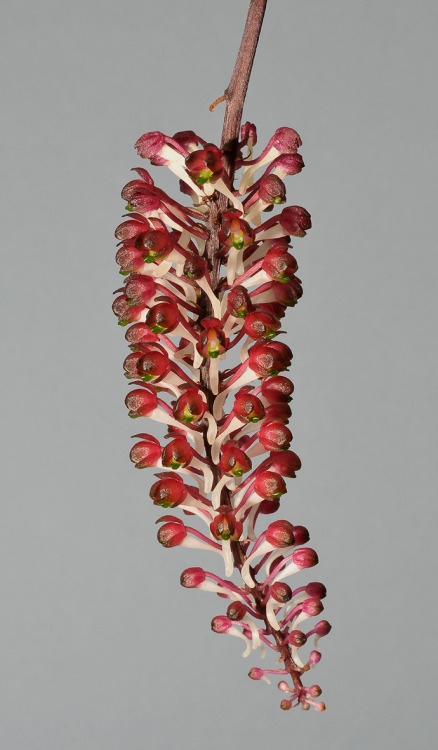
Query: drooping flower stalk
113 0 330 712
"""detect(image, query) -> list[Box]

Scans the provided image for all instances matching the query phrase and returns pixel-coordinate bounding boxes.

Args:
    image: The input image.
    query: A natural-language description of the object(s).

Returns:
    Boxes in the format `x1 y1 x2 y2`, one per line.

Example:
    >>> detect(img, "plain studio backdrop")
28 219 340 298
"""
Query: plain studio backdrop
1 1 437 748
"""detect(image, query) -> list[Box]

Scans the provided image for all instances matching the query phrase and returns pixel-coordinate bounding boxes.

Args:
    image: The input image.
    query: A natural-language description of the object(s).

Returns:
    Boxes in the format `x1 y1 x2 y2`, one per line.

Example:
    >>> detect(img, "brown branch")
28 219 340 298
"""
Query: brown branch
220 0 268 183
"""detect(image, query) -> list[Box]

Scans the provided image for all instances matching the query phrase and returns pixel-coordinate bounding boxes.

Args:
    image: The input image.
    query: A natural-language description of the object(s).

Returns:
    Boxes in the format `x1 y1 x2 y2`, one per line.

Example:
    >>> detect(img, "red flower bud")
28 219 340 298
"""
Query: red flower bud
135 131 166 160
210 506 243 541
264 403 292 423
261 376 294 404
183 256 208 281
292 547 319 570
273 153 304 177
258 175 286 205
302 598 324 617
254 471 287 499
112 294 144 326
219 444 252 477
259 497 280 515
129 435 161 468
240 121 257 147
249 341 292 378
134 227 174 263
157 520 187 547
270 280 303 307
243 310 281 340
123 351 143 379
227 601 247 621
233 391 265 423
271 127 302 154
288 630 307 647
266 520 295 547
259 420 292 451
305 582 327 600
173 389 206 424
137 348 170 382
280 206 312 237
262 249 298 282
291 526 310 545
180 567 206 587
313 620 332 636
145 302 179 334
115 243 146 275
161 438 193 470
219 211 255 251
125 323 158 347
125 387 158 417
185 144 223 185
173 130 206 151
269 450 301 478
115 219 149 242
124 274 156 307
150 474 187 507
270 582 292 603
227 285 254 318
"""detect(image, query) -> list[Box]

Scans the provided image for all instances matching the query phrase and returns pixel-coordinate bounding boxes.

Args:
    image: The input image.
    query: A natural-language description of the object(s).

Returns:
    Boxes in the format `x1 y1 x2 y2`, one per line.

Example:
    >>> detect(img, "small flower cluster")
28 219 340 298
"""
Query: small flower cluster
113 123 330 711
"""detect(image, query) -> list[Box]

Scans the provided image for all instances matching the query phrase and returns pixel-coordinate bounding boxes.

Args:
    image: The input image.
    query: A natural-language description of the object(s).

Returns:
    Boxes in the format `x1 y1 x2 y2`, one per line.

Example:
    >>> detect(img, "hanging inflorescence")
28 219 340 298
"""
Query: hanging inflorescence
112 123 330 712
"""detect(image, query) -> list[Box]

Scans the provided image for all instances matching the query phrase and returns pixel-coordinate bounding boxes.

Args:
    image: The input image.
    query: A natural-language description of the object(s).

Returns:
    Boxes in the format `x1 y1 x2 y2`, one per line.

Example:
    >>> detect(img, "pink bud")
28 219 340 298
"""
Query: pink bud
308 650 322 666
266 519 295 547
307 684 322 698
211 615 232 634
180 567 206 588
248 667 265 681
301 598 324 617
292 548 319 570
314 620 332 636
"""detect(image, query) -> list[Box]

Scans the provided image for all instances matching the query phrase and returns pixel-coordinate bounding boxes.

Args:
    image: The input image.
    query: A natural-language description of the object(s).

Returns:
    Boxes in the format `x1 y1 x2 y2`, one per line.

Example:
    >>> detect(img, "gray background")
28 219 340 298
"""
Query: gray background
1 0 437 747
